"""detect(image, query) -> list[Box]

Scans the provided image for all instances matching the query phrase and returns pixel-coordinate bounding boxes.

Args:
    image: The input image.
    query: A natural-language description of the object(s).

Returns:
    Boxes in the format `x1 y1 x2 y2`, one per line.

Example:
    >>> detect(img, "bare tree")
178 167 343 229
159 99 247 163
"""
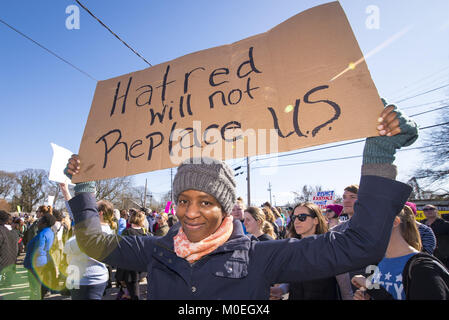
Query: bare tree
413 107 449 198
0 170 17 199
11 169 50 212
96 176 133 200
159 191 172 206
292 185 323 203
129 186 148 208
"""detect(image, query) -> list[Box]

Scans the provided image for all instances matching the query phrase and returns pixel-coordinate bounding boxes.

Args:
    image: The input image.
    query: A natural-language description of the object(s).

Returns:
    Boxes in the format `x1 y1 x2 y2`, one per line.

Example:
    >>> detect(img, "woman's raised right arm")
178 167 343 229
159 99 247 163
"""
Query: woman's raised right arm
65 155 153 272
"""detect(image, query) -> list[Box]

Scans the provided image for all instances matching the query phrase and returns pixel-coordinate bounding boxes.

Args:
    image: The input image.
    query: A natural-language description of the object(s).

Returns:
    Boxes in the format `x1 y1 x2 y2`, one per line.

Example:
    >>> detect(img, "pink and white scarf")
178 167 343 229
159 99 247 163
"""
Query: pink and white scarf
174 216 234 263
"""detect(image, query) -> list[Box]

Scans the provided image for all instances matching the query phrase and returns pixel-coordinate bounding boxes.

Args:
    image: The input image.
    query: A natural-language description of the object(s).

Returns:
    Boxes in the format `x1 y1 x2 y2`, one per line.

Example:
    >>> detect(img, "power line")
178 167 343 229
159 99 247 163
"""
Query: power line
402 98 449 110
75 0 152 67
254 155 361 169
394 76 449 102
0 17 97 81
252 142 447 170
232 104 448 166
410 105 449 117
386 66 449 99
232 139 364 169
420 121 449 130
395 83 449 103
251 121 448 168
255 139 365 163
387 65 449 100
231 157 249 169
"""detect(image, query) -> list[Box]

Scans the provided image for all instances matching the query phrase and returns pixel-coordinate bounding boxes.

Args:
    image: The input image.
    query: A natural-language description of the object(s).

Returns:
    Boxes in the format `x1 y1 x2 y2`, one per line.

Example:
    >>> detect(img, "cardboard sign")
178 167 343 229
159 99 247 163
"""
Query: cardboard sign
73 2 383 183
312 191 335 210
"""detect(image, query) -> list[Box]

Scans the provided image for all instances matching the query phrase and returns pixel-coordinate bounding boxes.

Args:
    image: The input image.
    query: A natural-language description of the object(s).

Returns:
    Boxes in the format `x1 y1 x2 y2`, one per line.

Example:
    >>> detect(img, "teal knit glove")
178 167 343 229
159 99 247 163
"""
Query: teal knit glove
64 167 96 194
363 100 418 165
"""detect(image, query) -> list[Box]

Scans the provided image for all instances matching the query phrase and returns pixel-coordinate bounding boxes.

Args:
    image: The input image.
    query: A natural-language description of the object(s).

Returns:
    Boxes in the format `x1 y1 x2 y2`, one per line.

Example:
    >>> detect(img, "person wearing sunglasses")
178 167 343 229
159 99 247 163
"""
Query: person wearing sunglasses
324 204 343 229
154 212 170 237
270 203 338 300
422 205 449 269
64 103 418 300
288 204 328 238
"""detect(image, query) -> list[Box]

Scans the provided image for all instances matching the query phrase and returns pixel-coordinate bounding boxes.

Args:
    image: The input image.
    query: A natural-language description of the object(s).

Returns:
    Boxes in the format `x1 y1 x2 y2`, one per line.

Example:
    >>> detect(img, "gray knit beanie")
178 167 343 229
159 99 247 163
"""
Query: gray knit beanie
173 157 236 215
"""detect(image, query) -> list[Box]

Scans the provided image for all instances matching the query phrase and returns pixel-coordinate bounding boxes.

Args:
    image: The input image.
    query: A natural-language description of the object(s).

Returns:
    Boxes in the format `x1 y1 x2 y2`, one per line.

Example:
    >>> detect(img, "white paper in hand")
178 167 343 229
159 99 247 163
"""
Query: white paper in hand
49 142 75 185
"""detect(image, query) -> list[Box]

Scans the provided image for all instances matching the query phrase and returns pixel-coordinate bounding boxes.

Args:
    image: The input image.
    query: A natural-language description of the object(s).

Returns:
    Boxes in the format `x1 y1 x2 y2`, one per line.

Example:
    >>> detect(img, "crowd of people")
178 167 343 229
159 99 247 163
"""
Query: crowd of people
1 183 448 301
0 196 178 300
1 103 449 300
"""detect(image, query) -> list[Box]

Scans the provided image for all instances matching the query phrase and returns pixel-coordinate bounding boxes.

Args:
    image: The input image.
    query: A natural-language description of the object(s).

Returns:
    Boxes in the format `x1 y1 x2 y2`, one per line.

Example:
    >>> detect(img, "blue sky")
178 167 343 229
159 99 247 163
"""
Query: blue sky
1 0 448 206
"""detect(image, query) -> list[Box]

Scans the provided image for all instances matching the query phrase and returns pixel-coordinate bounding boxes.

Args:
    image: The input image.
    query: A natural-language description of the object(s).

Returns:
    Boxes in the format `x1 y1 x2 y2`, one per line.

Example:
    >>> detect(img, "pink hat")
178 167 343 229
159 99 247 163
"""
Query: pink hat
405 201 417 216
325 204 343 217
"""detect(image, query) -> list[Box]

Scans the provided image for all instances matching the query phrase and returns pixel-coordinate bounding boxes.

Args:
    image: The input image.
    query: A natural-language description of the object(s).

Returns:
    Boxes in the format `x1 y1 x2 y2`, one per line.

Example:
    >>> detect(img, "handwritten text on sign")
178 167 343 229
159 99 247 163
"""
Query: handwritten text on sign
73 2 383 183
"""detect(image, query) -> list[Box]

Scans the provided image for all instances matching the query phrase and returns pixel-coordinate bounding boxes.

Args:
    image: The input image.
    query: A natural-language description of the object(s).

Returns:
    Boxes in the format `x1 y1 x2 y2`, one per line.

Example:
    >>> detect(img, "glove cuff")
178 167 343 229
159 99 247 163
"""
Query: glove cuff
74 181 96 195
361 163 397 180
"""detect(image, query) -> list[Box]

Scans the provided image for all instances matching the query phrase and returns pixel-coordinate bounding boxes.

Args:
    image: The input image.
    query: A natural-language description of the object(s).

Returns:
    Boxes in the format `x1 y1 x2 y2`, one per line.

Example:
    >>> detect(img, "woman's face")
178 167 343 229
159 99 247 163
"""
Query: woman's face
423 206 438 219
176 189 225 243
243 211 260 235
293 206 318 237
156 213 168 226
325 209 336 219
231 203 244 221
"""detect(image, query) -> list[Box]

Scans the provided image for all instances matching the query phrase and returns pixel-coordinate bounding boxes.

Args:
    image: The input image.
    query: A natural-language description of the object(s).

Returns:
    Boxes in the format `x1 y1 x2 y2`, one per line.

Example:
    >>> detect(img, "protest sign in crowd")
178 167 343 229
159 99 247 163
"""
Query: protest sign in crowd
1 2 448 302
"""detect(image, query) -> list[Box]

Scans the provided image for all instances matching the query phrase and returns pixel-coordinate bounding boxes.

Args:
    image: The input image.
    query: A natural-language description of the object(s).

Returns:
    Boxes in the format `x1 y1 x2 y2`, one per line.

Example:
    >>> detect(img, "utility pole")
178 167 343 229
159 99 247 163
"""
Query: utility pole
246 156 251 206
144 178 148 208
268 182 272 204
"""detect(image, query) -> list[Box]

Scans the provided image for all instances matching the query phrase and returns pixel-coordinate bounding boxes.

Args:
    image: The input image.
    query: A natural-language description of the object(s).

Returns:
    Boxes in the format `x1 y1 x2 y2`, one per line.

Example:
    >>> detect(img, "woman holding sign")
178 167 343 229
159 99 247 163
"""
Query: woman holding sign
64 104 418 299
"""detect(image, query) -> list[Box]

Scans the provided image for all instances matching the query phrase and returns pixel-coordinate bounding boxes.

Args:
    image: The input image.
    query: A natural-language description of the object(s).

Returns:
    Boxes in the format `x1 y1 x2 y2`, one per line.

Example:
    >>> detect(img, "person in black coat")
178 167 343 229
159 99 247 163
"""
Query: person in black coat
422 205 449 269
270 202 339 300
0 210 18 288
64 104 418 299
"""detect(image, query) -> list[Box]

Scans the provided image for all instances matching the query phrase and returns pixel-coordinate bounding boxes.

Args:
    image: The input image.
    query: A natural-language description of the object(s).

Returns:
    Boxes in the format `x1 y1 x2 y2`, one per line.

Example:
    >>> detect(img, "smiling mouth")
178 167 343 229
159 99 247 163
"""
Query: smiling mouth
184 222 204 230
